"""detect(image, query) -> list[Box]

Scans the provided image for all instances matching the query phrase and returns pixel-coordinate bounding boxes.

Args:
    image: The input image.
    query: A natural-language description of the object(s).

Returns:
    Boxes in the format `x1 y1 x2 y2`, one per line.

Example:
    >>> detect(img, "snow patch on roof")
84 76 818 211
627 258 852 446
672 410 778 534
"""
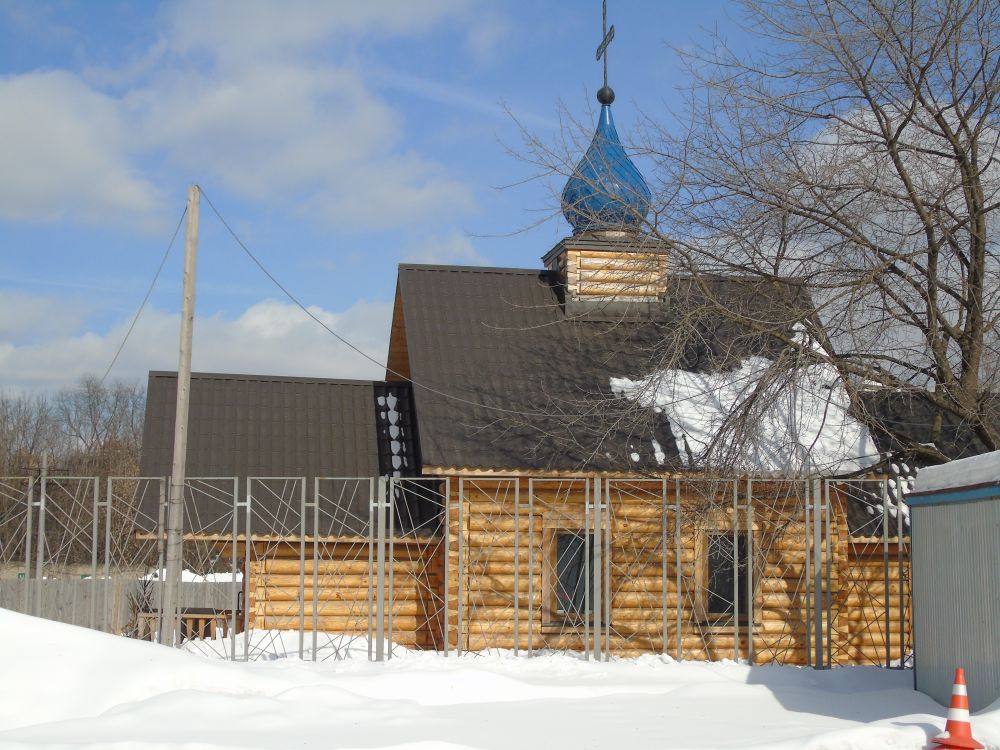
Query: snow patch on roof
917 450 1000 494
610 355 877 475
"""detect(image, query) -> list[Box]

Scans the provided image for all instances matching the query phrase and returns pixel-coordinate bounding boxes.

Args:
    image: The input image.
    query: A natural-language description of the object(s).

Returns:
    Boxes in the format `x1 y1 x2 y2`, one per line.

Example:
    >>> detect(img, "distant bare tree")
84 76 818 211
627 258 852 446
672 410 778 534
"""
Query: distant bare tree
0 376 145 476
54 375 145 475
0 392 62 475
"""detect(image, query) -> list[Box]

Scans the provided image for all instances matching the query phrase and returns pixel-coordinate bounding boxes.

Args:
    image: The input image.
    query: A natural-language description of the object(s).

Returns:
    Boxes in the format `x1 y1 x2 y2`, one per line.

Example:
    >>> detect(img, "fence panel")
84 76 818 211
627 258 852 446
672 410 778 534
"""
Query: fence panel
523 478 593 656
0 472 911 667
175 478 241 658
825 479 912 667
606 478 669 658
310 477 375 661
388 477 447 658
0 477 32 613
454 477 519 655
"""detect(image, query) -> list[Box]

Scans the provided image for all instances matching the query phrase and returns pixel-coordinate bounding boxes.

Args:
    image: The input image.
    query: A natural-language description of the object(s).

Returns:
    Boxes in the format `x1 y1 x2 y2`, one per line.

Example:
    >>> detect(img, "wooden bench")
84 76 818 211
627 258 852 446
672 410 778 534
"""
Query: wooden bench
136 608 243 642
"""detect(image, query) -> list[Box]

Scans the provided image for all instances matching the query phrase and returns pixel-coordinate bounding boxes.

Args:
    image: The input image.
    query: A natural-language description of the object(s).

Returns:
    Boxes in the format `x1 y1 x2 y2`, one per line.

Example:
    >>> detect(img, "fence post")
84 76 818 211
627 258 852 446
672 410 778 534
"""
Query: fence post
375 476 387 662
34 455 48 618
527 479 535 658
23 477 34 615
812 477 824 669
825 479 832 669
604 479 612 661
156 479 167 648
732 479 739 662
242 479 251 661
298 478 306 661
746 477 754 665
660 478 668 657
804 479 811 668
103 477 114 632
387 479 395 661
592 477 603 662
674 477 682 660
311 478 319 662
457 478 464 657
89 476 99 630
228 479 238 661
443 478 450 657
366 478 374 660
584 479 591 660
897 483 905 667
882 478 890 669
513 479 520 657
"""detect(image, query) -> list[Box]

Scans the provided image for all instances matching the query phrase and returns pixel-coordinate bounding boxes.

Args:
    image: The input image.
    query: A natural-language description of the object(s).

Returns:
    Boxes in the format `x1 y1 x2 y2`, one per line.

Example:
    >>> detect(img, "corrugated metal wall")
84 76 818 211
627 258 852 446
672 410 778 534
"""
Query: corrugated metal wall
912 497 1000 711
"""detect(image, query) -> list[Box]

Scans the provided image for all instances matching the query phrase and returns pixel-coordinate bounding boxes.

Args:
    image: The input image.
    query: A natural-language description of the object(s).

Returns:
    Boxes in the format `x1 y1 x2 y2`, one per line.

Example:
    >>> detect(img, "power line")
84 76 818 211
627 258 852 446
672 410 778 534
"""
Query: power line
99 207 188 387
201 189 581 419
201 188 793 418
198 188 972 435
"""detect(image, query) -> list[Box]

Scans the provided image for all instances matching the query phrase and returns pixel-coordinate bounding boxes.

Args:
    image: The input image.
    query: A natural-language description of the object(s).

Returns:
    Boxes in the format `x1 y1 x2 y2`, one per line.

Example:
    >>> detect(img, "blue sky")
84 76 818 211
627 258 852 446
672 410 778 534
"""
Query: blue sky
0 0 748 392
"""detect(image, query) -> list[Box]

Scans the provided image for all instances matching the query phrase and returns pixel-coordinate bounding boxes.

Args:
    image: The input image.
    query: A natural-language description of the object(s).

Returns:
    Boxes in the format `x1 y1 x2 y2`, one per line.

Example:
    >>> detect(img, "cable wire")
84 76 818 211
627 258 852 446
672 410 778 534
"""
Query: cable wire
99 206 188 386
202 189 795 418
199 188 965 440
201 189 574 418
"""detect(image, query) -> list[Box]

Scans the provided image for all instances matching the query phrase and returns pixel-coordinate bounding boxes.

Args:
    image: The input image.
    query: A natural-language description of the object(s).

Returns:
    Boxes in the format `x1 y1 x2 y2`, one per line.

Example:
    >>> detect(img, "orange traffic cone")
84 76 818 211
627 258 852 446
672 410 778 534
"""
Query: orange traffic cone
933 667 984 749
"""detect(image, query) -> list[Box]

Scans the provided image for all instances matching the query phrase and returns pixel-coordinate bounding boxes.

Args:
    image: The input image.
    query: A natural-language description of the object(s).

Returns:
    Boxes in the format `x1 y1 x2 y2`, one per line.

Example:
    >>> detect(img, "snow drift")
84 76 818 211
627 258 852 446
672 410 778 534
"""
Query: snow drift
2 607 1000 749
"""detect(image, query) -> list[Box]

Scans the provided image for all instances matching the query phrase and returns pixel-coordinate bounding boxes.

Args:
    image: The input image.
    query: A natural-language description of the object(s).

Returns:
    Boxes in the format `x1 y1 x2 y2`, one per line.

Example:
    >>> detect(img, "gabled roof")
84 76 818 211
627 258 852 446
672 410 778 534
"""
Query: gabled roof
140 371 381 479
139 372 425 535
392 264 809 473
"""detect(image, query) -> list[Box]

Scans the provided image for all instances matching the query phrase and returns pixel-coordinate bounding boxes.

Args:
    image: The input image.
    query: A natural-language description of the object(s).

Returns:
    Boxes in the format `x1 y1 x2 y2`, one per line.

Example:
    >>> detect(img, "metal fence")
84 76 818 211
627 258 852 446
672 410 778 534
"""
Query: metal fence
0 474 910 666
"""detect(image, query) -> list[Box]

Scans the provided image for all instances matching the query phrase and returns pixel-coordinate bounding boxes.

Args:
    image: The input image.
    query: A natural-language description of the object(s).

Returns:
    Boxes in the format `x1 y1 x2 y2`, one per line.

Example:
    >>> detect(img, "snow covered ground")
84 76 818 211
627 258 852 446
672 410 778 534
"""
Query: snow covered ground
1 608 998 750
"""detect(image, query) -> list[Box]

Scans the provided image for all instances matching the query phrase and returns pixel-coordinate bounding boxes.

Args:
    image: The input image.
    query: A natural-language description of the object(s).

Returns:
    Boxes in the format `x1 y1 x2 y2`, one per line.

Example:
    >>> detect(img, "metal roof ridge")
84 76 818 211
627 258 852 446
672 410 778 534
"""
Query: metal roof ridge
147 370 382 386
397 263 549 275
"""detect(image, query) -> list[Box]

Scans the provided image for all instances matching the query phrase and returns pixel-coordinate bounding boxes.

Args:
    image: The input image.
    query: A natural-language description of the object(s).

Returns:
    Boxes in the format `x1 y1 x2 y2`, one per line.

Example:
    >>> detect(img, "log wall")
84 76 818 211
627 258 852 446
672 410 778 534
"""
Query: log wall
448 478 910 665
238 478 910 666
561 248 669 300
245 538 443 650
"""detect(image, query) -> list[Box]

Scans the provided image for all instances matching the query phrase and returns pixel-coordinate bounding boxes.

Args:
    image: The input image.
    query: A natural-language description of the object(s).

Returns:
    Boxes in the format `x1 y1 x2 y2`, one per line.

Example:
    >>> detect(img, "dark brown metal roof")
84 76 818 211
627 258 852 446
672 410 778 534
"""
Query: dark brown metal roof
139 372 433 536
140 371 380 479
394 264 809 473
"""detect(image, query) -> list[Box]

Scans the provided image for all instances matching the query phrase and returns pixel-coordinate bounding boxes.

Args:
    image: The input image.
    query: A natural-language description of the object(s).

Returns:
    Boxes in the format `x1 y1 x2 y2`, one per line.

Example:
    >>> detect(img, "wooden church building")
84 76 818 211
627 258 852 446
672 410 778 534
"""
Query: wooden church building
140 77 912 665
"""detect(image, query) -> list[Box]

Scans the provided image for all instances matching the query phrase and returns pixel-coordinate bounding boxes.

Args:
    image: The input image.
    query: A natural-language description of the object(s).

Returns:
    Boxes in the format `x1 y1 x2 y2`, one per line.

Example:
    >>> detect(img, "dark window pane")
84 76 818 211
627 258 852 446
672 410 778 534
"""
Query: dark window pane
707 533 751 617
556 532 595 617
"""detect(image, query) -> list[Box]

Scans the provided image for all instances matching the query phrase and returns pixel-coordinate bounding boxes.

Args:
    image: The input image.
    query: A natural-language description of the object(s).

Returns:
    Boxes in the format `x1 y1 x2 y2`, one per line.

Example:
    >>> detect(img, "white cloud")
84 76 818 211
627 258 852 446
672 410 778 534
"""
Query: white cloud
131 61 475 227
402 230 490 265
0 296 391 392
164 1 472 65
0 71 162 227
0 1 479 231
463 11 509 63
0 290 93 343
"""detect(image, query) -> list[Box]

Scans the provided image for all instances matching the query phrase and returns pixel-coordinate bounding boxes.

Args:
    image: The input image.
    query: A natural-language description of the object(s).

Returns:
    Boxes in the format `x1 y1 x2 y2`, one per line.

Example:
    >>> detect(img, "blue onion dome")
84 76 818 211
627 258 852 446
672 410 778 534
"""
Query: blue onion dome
561 94 651 234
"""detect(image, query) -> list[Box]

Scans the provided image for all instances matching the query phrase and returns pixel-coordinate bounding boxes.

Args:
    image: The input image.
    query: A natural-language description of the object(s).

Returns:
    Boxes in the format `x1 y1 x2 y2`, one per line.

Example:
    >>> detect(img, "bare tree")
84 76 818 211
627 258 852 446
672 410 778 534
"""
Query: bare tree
658 0 1000 464
0 392 62 475
54 375 145 475
0 376 145 476
523 0 1000 469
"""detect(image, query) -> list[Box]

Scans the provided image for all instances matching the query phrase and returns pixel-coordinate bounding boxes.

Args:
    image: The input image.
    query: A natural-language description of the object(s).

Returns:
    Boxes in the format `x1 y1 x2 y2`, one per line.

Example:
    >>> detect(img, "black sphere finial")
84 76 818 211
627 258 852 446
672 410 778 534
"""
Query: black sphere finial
597 85 615 105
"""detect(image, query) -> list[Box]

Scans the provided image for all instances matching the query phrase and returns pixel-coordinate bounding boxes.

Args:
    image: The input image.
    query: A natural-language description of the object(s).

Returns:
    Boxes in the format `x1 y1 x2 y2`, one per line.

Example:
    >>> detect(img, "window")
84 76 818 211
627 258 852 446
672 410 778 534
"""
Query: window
704 532 753 623
544 529 603 625
555 532 596 618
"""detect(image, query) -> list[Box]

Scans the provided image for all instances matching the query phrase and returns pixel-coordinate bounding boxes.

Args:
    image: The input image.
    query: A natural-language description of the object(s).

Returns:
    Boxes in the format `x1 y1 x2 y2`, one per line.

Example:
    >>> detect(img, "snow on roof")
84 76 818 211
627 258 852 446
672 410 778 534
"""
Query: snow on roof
611 354 877 475
916 450 1000 494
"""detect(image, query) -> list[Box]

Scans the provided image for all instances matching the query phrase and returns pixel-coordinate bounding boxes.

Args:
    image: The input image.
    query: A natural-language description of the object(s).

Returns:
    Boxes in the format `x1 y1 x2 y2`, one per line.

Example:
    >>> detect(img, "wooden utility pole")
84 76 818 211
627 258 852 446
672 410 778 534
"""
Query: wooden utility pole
160 184 200 646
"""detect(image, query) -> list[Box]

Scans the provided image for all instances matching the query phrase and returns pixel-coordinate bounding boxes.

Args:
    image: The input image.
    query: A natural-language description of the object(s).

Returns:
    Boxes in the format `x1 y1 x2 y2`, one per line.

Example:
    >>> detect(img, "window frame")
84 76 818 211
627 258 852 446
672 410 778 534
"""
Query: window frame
694 525 758 628
541 524 606 630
